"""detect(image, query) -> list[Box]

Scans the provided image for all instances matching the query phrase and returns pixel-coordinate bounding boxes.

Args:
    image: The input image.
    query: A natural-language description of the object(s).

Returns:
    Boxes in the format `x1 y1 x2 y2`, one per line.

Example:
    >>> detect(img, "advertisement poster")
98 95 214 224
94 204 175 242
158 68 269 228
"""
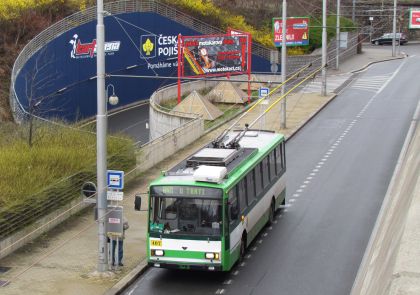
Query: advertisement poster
273 17 310 47
409 8 420 29
180 34 249 77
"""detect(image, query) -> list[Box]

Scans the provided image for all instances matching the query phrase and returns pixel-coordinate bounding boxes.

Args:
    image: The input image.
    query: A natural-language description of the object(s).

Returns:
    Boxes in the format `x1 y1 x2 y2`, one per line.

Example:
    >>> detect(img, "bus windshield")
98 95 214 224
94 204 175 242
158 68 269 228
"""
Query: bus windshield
149 186 223 236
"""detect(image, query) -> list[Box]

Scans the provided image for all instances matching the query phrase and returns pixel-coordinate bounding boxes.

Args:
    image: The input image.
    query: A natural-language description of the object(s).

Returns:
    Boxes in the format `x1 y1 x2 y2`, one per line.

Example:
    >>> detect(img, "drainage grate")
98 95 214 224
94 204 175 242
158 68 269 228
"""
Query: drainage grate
0 266 11 273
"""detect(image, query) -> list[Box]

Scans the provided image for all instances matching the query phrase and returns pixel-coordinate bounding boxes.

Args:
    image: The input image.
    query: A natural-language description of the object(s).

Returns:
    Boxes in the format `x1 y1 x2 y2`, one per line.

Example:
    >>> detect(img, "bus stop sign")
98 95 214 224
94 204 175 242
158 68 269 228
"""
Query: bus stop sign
107 170 124 189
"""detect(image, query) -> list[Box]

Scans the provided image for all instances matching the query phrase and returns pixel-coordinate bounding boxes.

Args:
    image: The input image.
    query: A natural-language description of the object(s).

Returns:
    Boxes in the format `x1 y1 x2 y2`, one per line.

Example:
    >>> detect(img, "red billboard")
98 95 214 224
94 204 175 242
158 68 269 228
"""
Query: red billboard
179 34 250 77
273 17 309 47
409 8 420 29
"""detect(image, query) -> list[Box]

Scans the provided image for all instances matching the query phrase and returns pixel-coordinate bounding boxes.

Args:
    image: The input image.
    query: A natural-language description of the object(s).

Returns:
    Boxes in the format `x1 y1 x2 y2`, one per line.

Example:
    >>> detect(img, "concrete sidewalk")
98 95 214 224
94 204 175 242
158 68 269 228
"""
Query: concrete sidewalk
0 47 406 295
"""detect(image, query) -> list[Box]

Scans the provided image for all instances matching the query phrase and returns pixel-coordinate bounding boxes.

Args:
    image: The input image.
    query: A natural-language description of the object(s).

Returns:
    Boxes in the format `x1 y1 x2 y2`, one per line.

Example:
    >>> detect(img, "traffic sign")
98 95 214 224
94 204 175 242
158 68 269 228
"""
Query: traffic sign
107 191 124 201
259 87 269 98
107 170 124 189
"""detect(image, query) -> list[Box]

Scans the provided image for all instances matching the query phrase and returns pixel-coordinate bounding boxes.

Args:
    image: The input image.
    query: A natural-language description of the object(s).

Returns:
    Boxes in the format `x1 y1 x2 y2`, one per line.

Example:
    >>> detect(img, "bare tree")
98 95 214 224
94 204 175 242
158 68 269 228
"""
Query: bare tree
24 48 61 147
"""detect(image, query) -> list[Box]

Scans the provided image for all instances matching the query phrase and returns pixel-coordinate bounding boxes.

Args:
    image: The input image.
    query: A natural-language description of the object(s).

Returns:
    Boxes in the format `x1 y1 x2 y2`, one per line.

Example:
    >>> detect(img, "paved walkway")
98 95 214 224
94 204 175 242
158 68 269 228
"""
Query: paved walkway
0 46 408 295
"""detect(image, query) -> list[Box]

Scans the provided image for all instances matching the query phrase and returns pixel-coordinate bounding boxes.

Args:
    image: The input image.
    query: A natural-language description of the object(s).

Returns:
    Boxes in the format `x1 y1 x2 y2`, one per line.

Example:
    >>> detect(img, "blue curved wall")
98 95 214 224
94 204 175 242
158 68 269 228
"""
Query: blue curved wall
15 12 271 121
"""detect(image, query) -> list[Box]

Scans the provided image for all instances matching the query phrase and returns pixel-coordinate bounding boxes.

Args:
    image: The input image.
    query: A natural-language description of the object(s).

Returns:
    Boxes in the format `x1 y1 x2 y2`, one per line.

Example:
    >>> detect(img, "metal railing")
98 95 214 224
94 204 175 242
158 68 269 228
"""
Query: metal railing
9 0 272 123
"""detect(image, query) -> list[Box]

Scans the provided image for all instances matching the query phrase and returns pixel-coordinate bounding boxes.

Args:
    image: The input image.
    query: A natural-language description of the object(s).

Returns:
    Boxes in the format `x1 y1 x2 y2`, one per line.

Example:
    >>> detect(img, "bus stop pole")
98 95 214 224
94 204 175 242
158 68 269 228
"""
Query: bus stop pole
96 0 109 272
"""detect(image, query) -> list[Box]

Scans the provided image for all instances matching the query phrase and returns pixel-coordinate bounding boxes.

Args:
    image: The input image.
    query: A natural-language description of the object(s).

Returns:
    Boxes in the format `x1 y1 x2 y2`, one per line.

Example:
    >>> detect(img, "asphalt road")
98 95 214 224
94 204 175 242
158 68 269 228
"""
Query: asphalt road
108 102 150 145
123 53 420 295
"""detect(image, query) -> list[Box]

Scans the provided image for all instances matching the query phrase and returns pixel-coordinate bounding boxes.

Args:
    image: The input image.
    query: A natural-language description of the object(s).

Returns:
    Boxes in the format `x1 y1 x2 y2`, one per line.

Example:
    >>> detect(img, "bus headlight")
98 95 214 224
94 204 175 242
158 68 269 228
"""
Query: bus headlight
151 249 165 256
205 252 220 260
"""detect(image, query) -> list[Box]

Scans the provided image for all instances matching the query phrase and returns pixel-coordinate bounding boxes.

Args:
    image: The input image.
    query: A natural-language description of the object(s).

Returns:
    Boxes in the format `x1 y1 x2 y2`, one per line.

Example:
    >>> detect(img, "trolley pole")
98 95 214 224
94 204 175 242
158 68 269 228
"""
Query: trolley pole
96 0 108 272
281 0 287 129
321 0 327 96
392 0 397 57
336 0 341 70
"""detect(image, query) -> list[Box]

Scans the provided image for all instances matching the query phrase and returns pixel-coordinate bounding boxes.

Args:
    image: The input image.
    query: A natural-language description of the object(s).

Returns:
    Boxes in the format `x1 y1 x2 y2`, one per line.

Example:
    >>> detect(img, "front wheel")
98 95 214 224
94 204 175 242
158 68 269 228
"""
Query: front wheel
375 41 379 45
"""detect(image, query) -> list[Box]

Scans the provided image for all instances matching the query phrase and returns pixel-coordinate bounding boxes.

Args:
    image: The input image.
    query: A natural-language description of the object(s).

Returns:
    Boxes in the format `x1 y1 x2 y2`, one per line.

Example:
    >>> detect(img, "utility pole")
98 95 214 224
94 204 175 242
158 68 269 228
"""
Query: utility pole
96 0 108 272
392 0 397 57
336 0 341 70
321 0 327 96
281 0 287 128
352 0 356 23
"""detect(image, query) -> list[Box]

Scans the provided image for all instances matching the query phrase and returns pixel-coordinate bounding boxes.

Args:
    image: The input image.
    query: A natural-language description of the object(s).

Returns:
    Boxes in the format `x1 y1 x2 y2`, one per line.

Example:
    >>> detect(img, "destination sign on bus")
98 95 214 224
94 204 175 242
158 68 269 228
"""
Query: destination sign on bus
150 186 222 198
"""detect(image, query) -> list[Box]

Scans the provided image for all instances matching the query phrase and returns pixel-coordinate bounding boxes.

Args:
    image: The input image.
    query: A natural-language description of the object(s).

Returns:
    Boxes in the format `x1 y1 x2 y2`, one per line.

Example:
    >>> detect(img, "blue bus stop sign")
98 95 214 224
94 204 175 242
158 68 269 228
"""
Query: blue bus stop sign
259 87 269 98
107 170 124 190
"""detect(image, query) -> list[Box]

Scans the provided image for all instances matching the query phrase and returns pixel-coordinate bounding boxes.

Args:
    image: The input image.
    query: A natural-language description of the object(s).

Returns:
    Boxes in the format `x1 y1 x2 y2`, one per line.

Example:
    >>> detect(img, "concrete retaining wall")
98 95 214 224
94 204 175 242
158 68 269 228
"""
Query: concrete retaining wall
136 117 204 173
0 198 89 260
351 101 420 295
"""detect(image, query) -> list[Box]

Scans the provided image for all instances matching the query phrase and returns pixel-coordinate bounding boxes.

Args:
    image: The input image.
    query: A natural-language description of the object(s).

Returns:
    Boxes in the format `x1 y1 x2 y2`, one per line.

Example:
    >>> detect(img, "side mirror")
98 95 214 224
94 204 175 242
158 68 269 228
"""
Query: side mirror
134 194 142 211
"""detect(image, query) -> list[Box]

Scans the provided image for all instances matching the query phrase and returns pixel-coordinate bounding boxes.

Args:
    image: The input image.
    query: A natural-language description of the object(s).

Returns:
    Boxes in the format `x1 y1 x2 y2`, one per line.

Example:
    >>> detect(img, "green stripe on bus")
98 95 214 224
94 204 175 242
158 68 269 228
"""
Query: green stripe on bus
164 250 208 259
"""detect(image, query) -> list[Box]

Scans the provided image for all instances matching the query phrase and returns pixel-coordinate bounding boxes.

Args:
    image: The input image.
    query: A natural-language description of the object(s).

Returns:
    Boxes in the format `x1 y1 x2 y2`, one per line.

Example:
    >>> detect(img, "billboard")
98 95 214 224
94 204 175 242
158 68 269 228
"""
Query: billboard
273 17 309 47
409 8 420 29
180 34 250 77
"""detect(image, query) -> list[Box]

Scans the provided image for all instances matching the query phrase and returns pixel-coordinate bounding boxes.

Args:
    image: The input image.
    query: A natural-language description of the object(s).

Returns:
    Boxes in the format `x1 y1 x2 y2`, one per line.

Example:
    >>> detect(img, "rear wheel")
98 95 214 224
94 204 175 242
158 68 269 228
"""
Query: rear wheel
268 200 275 224
239 234 246 261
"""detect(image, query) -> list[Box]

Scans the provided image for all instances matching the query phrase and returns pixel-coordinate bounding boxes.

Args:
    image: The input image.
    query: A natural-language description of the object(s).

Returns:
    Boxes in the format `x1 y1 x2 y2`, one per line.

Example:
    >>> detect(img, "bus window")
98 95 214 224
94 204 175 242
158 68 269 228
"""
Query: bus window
270 150 276 181
238 179 247 212
275 145 281 175
262 157 269 188
254 164 263 196
246 172 256 204
282 142 286 170
228 189 239 222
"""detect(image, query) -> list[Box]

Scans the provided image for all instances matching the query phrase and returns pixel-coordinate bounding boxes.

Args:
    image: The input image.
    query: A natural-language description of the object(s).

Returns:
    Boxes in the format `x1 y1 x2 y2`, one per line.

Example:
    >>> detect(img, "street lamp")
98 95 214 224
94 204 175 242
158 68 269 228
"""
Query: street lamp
106 84 119 106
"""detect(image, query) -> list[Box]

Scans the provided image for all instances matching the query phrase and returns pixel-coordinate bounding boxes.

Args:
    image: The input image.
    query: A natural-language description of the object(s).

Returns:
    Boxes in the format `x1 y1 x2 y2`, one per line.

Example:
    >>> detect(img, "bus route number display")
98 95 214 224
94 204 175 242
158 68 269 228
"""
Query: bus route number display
151 186 222 198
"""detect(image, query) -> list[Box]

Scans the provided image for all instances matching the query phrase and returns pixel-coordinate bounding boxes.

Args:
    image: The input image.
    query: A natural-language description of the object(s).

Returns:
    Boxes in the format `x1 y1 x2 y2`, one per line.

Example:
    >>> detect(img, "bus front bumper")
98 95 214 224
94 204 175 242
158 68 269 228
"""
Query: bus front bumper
148 261 222 271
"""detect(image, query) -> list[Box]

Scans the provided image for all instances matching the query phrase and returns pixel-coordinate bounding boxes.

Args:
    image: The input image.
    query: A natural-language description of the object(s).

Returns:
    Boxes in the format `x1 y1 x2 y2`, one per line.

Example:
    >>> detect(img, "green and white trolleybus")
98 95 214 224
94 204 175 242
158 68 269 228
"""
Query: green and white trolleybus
135 129 286 271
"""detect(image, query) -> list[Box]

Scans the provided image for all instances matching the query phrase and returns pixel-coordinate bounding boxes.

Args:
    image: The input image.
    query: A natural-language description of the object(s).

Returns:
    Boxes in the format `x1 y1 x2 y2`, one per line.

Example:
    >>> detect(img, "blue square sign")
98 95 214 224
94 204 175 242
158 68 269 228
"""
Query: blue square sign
107 170 124 190
259 87 269 98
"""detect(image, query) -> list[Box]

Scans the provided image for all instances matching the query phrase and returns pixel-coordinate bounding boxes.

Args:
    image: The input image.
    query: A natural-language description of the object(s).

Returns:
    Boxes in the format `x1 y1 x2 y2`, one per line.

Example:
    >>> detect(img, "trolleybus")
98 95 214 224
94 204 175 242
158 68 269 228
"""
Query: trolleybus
135 129 286 271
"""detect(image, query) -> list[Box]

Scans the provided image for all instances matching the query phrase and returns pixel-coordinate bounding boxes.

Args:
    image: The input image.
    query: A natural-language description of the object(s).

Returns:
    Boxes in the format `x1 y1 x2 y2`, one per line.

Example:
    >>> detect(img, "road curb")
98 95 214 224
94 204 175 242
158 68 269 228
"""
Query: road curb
104 261 149 295
351 54 407 74
105 55 406 295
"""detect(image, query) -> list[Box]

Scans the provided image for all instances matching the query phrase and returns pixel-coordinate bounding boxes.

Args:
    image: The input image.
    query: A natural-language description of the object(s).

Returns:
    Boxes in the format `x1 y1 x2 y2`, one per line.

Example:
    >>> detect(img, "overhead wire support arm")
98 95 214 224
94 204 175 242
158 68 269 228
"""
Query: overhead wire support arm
211 63 312 148
249 65 324 129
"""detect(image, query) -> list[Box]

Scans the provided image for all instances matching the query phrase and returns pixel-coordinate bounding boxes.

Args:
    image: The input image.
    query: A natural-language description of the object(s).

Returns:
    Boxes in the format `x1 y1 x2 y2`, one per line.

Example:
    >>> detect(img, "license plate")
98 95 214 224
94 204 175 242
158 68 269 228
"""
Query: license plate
151 240 162 247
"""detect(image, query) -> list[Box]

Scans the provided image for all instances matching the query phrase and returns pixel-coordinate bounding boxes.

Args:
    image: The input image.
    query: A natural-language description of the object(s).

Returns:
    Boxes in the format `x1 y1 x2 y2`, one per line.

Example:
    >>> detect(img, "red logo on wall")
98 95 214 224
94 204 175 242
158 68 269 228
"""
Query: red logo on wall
69 34 120 59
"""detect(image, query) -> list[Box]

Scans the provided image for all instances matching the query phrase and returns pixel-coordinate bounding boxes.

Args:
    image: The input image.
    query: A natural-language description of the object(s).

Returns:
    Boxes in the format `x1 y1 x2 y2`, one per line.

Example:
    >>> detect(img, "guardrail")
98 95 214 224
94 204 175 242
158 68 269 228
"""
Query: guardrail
9 0 273 123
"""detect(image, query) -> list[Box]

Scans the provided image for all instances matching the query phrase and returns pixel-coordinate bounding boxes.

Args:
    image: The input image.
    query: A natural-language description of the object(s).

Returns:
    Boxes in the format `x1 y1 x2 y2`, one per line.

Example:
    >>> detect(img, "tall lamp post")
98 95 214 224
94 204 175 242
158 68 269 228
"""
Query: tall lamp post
321 0 327 96
281 0 287 128
392 0 397 57
96 0 108 272
336 0 341 70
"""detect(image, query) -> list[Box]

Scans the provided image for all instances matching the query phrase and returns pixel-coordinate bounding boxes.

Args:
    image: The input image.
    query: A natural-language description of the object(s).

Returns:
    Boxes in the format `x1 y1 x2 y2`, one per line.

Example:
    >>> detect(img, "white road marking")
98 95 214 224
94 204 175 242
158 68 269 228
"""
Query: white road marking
233 270 239 276
215 288 225 294
289 198 296 203
293 193 300 197
223 279 233 285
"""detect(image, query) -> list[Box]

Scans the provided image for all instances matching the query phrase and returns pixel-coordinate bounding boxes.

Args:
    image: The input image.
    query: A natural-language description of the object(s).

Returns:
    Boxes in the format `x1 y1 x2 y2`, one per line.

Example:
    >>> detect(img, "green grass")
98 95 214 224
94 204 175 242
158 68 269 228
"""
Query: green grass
0 122 135 209
204 103 243 130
